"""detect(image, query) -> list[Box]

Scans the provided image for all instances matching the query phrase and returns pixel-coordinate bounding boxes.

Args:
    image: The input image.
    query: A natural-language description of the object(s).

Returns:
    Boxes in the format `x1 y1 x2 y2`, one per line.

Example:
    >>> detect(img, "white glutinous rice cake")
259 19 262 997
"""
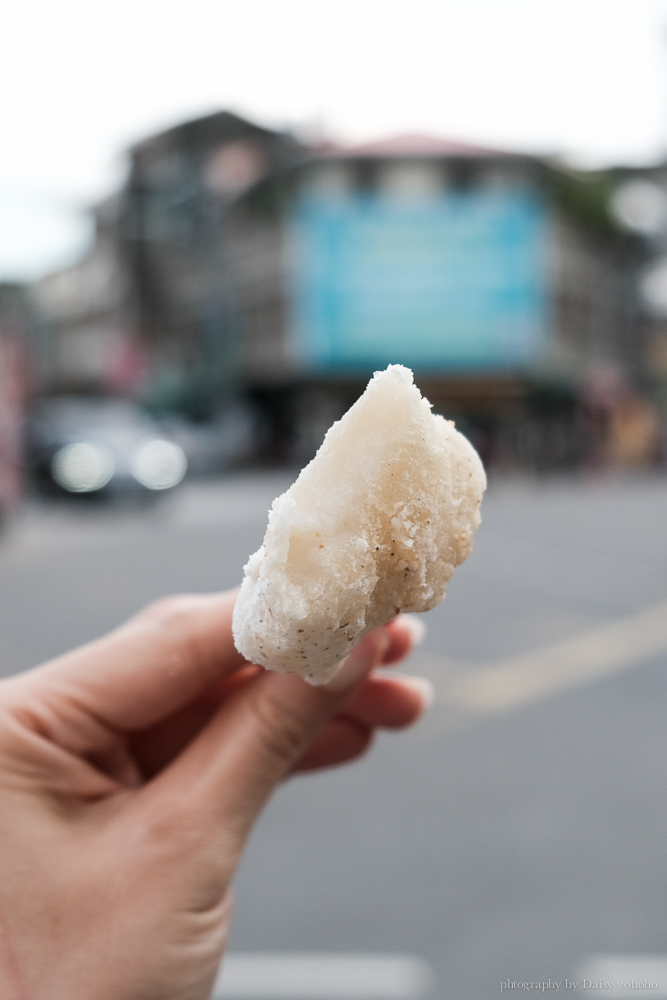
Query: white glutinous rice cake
232 364 486 684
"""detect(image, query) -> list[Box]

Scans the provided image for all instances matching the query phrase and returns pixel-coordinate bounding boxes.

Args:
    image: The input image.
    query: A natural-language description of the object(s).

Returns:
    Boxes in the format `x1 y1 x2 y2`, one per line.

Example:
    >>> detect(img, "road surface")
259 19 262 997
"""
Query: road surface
1 473 667 999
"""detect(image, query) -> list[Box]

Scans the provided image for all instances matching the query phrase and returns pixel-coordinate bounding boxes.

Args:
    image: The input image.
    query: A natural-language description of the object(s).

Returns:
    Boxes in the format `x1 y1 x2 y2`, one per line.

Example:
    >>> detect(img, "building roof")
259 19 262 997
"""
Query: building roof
317 132 512 159
132 110 285 154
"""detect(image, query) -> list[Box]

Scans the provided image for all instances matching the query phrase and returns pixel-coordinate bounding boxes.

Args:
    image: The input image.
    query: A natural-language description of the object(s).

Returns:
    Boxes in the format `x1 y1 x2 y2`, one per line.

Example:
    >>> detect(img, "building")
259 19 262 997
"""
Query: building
33 111 306 413
121 111 306 418
30 113 646 469
230 135 641 465
31 195 134 394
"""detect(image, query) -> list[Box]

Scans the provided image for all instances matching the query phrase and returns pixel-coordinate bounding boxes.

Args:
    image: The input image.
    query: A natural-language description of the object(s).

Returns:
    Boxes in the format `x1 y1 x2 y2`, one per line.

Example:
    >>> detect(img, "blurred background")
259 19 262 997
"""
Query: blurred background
3 1 667 997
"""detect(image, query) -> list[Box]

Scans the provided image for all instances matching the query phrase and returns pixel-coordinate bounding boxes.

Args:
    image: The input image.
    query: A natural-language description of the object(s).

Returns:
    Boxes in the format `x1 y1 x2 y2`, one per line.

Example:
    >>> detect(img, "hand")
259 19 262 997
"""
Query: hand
0 590 429 1000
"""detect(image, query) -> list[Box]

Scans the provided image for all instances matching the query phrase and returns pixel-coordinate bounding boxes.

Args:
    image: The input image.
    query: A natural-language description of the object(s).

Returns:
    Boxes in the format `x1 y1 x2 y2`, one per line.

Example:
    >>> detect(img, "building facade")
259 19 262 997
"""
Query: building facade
230 137 640 465
30 113 646 468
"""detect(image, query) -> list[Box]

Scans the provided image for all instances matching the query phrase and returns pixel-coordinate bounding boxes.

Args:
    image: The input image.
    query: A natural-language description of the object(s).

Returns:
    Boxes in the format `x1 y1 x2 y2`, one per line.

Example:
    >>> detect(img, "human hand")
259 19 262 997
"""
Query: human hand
0 590 429 1000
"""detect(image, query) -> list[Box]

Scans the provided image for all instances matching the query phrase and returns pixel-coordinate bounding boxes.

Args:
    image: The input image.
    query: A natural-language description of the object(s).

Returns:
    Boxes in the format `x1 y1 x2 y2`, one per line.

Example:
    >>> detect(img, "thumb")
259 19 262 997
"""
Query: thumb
145 628 390 842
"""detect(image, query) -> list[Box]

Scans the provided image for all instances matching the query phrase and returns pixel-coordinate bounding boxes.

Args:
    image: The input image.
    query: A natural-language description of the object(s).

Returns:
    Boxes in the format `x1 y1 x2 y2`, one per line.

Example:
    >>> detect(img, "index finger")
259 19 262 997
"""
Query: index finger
14 591 245 735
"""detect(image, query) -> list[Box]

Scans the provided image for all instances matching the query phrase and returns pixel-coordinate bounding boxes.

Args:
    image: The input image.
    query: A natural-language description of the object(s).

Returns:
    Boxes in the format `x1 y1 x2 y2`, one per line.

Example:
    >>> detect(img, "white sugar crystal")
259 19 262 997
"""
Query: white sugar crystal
232 365 486 684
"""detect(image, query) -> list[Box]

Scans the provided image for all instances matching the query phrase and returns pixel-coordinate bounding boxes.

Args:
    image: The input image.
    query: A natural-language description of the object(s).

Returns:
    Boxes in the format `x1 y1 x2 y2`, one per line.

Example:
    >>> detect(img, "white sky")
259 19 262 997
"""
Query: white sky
5 0 667 280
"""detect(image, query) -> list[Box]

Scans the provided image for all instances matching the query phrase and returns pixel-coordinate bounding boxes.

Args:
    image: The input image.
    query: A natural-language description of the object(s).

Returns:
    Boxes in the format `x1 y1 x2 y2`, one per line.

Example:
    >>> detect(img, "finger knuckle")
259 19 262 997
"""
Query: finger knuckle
246 686 311 767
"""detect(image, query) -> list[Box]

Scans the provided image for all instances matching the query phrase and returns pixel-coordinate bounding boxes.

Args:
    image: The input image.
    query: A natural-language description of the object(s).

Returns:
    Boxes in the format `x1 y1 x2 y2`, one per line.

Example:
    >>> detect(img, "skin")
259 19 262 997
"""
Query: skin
0 590 428 1000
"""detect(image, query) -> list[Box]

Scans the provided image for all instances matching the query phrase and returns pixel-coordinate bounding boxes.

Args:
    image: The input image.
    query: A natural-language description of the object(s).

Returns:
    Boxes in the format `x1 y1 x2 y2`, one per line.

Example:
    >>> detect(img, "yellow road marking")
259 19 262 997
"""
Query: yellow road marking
415 598 667 717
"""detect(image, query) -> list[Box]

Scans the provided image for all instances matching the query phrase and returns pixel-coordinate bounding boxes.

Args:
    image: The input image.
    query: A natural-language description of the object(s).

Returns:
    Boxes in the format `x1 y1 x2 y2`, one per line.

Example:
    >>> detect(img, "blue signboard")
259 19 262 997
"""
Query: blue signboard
289 191 550 373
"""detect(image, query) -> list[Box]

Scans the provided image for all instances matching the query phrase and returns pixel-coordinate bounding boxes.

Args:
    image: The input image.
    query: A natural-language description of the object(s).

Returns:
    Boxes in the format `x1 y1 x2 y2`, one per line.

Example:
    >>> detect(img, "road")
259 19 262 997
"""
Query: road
1 473 667 999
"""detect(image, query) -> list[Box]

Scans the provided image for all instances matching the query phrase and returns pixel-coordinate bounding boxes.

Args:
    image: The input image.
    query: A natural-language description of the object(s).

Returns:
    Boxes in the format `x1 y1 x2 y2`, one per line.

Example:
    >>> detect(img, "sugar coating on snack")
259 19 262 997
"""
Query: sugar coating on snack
232 365 486 684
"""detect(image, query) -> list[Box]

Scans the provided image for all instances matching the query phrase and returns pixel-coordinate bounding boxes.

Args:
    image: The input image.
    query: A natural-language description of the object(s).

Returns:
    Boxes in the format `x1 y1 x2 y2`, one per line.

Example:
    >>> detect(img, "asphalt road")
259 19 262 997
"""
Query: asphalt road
2 473 667 999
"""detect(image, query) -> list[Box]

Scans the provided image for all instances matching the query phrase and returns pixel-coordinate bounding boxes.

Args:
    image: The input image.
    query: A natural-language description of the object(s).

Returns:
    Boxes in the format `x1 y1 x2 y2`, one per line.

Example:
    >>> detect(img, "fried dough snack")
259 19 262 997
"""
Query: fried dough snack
232 365 486 683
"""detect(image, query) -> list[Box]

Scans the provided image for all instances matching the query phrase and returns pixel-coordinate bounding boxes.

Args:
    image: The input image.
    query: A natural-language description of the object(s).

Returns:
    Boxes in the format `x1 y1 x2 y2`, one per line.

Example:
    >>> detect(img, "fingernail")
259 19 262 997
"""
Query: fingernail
400 614 427 647
398 675 435 710
326 629 390 694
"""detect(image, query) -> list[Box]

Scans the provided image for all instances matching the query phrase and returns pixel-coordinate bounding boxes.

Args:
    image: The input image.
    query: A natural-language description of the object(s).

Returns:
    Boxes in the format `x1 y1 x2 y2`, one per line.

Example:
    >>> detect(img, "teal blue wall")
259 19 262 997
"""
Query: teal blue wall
290 191 550 373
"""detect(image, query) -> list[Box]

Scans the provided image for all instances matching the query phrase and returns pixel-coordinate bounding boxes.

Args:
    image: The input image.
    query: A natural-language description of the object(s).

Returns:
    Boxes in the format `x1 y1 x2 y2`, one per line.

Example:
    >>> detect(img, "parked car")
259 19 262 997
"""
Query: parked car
26 397 187 498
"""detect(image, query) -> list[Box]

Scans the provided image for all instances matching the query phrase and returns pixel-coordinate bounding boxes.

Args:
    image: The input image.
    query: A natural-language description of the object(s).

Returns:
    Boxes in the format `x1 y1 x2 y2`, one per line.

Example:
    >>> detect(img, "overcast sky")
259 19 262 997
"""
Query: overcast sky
5 0 667 280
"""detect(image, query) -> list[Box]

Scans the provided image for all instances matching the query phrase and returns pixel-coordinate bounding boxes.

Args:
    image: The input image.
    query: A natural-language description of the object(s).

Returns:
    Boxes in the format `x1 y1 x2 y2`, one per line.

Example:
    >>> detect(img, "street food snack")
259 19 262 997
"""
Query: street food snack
232 365 486 684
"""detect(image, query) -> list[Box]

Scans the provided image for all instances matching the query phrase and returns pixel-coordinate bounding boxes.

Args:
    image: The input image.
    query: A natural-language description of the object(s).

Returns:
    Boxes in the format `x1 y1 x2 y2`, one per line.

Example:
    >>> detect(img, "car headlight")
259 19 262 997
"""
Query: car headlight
52 443 115 493
130 439 187 490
